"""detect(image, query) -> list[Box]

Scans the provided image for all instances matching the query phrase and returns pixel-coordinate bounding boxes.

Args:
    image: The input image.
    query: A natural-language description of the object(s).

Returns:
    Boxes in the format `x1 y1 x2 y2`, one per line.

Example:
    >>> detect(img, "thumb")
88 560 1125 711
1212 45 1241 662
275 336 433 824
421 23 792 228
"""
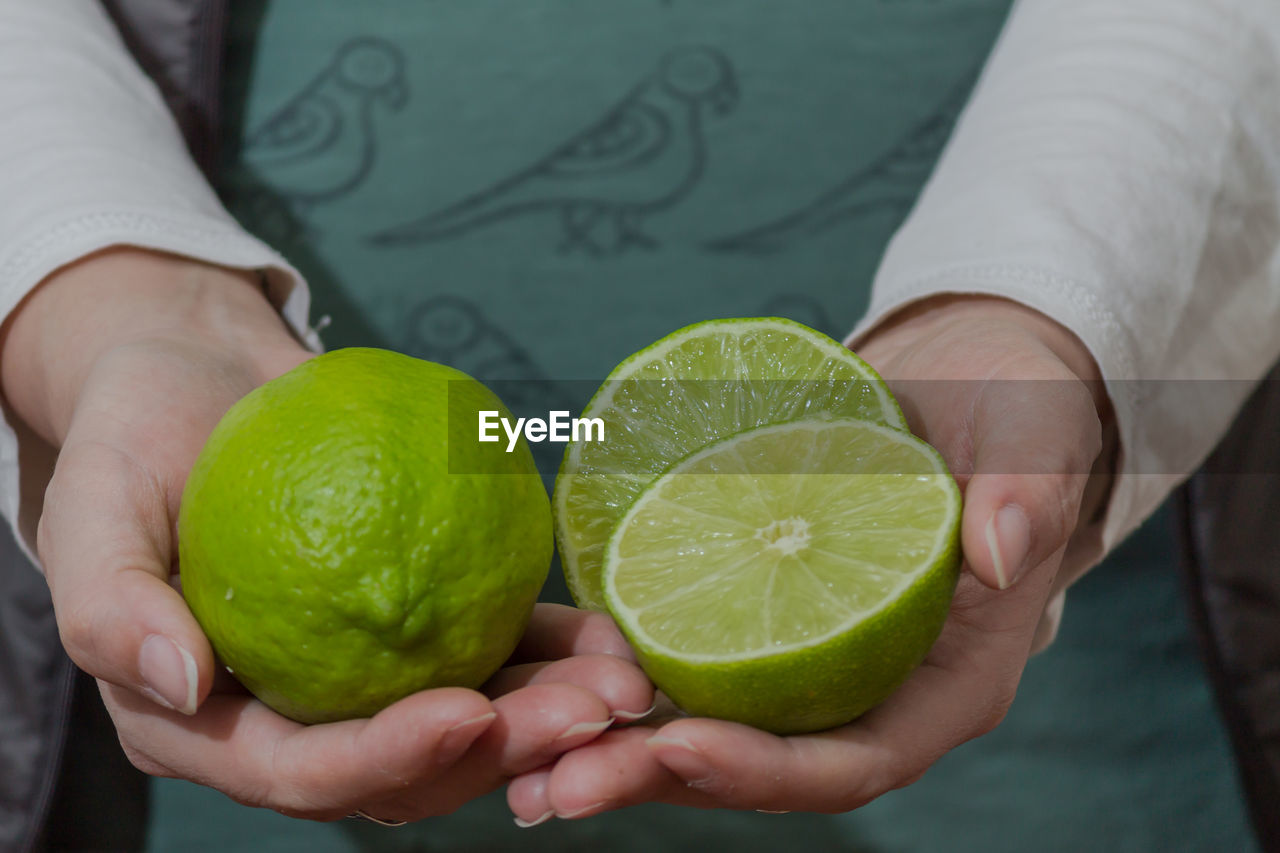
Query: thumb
960 377 1103 591
39 440 213 714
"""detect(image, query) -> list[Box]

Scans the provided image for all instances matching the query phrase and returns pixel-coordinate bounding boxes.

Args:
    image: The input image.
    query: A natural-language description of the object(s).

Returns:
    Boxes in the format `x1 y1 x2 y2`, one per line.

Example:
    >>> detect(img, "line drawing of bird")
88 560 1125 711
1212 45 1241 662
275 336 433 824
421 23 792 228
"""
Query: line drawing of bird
241 36 408 210
704 69 977 254
370 46 739 255
401 294 578 474
402 294 572 404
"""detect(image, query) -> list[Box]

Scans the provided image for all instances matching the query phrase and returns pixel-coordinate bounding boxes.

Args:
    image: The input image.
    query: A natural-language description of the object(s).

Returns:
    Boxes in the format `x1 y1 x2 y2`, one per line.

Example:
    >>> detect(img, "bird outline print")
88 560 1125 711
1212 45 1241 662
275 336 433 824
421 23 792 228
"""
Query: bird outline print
401 294 578 473
704 69 977 254
241 37 409 212
370 47 739 255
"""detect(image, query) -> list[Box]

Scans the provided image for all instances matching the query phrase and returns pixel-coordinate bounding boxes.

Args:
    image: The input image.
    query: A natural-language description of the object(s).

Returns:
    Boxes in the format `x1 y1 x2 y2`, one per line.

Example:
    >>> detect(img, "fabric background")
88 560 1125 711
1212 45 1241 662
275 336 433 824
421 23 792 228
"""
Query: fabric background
142 1 1258 848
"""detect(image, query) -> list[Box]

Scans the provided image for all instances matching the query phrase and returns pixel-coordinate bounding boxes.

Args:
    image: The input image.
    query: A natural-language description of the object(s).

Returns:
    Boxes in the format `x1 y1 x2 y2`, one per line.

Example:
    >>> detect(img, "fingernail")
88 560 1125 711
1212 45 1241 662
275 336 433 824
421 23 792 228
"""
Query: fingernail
613 701 657 723
138 634 198 715
987 505 1031 590
646 735 712 786
514 809 554 828
556 718 613 742
555 801 608 820
437 712 497 764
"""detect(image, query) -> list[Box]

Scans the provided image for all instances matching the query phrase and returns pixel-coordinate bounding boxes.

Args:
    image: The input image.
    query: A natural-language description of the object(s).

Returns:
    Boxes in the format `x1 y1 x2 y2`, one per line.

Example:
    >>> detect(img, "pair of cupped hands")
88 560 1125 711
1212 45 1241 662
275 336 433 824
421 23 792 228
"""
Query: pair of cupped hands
1 248 1111 826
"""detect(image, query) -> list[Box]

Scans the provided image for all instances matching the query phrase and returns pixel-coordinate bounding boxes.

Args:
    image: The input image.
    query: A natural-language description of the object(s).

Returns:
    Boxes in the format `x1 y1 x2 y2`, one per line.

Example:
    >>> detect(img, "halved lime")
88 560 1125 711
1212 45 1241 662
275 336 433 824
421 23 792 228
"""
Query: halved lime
556 318 904 610
602 417 960 734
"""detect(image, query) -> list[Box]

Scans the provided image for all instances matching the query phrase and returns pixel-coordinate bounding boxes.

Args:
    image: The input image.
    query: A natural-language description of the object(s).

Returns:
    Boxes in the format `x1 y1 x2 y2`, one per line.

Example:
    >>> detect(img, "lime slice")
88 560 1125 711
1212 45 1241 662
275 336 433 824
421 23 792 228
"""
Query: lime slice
556 318 904 610
602 417 960 734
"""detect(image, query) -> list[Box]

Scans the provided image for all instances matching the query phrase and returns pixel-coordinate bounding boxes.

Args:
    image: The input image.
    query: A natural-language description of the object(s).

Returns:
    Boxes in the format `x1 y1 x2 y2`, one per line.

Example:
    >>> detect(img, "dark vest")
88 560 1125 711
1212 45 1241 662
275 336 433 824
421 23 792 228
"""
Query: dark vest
0 10 228 853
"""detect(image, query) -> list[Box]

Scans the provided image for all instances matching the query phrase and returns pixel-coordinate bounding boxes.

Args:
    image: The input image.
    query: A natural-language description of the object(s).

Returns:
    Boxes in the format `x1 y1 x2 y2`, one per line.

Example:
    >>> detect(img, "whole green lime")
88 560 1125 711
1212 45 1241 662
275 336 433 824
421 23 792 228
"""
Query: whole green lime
178 348 552 724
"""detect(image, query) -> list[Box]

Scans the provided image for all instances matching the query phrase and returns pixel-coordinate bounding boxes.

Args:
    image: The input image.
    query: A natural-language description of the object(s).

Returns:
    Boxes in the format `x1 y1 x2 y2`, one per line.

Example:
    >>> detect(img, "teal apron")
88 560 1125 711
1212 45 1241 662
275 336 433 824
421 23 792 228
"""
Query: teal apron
144 2 1257 849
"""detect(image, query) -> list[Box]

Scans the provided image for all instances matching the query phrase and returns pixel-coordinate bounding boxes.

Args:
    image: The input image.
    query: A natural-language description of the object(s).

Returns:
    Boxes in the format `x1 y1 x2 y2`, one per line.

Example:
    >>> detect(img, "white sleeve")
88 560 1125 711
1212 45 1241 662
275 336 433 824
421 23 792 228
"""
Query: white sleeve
0 0 320 561
846 0 1280 647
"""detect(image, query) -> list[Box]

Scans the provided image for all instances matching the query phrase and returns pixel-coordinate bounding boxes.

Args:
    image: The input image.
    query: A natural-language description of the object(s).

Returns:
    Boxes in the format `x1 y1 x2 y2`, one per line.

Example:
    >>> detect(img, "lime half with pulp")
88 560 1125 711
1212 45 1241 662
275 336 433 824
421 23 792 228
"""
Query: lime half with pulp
556 318 903 610
602 416 960 734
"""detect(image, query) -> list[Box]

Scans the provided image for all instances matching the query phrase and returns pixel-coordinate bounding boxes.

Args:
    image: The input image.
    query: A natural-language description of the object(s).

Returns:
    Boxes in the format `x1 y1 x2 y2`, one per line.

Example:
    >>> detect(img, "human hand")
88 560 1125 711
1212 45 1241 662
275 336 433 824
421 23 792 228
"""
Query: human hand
507 295 1113 821
1 248 653 822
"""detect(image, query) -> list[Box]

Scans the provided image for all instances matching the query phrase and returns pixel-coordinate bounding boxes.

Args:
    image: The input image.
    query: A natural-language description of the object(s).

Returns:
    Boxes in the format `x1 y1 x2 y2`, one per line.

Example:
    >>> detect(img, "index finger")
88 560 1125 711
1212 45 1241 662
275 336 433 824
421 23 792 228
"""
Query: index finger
42 440 215 714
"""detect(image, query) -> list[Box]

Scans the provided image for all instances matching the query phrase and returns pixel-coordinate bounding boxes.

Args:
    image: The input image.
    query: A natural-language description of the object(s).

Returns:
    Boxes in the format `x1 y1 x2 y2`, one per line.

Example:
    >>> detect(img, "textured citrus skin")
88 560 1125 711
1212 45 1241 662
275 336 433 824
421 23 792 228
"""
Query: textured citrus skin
555 317 905 611
178 348 551 724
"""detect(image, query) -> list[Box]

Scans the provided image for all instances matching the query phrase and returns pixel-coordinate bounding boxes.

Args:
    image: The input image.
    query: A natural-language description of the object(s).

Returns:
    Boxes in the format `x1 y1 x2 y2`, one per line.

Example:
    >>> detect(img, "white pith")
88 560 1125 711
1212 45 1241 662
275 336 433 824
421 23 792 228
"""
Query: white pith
755 517 811 556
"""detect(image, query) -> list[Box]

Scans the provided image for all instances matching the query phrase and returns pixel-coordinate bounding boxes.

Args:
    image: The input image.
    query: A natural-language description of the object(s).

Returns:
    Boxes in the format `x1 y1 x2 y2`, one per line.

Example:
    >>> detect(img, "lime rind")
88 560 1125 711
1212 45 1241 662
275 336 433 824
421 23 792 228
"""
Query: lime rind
572 317 904 439
555 317 906 610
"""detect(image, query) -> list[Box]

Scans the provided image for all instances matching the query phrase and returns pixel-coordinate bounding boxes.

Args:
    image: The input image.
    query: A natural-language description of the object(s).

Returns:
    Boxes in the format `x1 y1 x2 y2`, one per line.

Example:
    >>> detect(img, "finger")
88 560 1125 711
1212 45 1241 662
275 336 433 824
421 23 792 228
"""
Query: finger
41 441 214 714
507 765 556 827
961 377 1101 590
102 681 495 820
475 683 615 774
509 604 636 663
509 726 719 823
644 712 922 812
482 654 655 721
368 682 618 820
507 693 696 822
